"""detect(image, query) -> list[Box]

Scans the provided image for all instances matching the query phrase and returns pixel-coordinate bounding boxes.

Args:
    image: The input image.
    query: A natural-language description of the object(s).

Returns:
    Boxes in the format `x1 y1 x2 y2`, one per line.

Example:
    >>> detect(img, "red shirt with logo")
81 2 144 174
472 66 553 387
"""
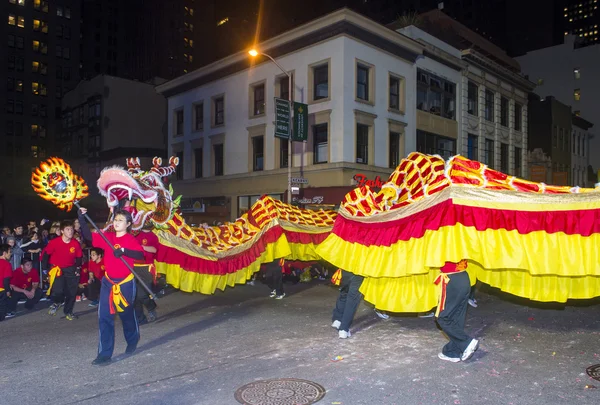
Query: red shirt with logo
91 232 143 279
87 259 105 280
79 265 90 285
44 237 82 268
135 231 159 264
11 266 40 290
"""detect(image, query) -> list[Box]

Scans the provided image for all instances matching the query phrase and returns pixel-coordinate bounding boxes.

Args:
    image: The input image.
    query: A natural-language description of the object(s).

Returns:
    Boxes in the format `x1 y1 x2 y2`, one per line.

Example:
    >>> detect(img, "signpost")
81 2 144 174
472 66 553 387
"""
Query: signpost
293 102 308 142
290 177 308 184
274 98 291 139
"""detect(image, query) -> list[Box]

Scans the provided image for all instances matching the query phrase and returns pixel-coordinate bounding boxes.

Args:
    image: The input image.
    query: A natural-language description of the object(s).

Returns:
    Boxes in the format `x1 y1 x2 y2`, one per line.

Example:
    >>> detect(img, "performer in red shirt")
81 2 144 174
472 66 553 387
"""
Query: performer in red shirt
435 259 479 363
0 244 14 321
8 257 42 312
42 220 83 320
84 248 104 307
78 207 145 366
133 224 159 324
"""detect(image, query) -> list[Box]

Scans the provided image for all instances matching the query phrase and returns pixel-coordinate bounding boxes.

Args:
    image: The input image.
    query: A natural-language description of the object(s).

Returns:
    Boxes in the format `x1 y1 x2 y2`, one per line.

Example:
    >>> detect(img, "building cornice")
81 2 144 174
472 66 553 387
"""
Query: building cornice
156 9 424 98
462 49 536 92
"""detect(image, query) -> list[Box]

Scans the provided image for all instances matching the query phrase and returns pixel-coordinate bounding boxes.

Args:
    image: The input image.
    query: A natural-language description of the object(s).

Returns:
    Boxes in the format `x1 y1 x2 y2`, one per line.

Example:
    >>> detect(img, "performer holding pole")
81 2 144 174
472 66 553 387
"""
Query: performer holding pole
78 207 144 365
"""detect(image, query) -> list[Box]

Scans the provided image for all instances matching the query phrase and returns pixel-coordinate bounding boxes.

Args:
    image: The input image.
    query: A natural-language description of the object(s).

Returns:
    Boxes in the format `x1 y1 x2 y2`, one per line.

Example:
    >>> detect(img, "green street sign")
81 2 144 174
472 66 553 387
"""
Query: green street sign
293 102 308 142
274 97 290 139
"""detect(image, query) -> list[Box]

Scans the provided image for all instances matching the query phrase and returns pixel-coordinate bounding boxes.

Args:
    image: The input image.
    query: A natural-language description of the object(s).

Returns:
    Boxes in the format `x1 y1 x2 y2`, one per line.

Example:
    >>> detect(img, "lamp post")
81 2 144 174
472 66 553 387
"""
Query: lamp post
249 49 293 204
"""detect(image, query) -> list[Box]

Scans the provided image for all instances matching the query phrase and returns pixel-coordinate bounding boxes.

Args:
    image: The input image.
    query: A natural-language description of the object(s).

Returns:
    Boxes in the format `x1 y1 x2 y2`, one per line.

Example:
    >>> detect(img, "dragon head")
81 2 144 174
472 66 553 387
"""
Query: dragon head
97 156 181 231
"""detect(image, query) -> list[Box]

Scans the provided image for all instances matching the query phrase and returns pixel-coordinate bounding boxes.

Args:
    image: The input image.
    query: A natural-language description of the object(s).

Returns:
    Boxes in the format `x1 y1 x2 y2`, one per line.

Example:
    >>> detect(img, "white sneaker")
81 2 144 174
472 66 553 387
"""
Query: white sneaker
338 330 351 339
438 352 461 363
331 320 341 329
247 280 255 286
468 298 478 308
269 290 276 298
374 309 389 320
419 311 435 318
461 338 479 361
275 293 285 300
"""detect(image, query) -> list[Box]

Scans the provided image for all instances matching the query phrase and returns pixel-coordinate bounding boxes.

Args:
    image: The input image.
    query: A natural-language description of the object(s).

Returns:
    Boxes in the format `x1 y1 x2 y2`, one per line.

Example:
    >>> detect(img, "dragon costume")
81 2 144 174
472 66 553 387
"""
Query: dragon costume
33 153 600 313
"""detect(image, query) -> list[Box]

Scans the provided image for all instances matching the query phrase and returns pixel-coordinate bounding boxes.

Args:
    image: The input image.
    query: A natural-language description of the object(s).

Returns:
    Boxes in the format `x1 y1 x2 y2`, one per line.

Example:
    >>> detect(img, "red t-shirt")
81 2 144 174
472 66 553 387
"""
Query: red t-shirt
0 259 12 289
11 267 40 290
87 259 105 280
92 232 143 279
44 237 82 268
135 231 159 264
79 265 90 284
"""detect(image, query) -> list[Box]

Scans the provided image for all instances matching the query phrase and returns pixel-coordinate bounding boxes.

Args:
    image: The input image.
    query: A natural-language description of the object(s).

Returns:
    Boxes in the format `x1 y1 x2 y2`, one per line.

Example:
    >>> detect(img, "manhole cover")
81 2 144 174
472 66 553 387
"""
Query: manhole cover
587 364 600 381
234 378 326 405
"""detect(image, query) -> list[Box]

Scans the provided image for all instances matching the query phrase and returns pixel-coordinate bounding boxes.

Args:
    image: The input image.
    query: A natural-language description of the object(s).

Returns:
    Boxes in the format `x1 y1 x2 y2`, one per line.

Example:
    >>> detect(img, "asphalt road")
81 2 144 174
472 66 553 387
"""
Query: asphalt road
1 281 599 405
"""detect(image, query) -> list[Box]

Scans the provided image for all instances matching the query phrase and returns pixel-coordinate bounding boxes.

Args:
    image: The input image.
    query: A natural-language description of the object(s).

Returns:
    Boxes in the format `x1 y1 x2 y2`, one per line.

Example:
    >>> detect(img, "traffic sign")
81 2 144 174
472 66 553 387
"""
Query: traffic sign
290 177 308 184
274 98 290 139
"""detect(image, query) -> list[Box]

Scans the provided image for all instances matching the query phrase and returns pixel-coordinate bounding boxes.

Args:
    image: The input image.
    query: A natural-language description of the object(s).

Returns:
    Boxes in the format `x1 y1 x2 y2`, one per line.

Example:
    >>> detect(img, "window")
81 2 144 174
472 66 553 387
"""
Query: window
416 69 456 119
214 144 224 176
8 14 16 26
559 128 564 150
313 124 328 164
32 61 39 73
356 124 369 164
574 68 581 79
176 151 184 180
56 66 62 79
312 63 328 101
356 63 370 101
31 124 39 137
193 103 203 131
484 90 494 121
8 55 15 69
553 126 558 148
467 134 478 161
252 136 264 171
574 110 581 116
31 104 38 116
280 138 288 168
63 47 70 60
573 133 577 154
15 100 22 114
483 139 495 168
7 77 14 91
417 130 456 160
33 19 41 31
6 100 14 113
500 97 509 127
40 104 46 117
194 148 202 178
500 143 509 173
65 7 71 19
279 75 294 101
574 88 581 101
389 132 401 168
252 83 265 116
17 16 24 28
57 6 63 17
55 45 62 58
32 82 39 95
15 122 23 136
16 36 23 49
389 75 403 112
8 34 15 47
174 109 183 136
514 103 522 131
213 96 224 126
16 79 23 92
62 67 69 80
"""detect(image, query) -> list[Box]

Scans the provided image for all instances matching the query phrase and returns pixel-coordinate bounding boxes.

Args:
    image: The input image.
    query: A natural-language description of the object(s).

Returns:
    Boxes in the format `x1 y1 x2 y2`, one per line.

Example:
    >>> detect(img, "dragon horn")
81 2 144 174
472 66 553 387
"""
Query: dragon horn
153 157 163 167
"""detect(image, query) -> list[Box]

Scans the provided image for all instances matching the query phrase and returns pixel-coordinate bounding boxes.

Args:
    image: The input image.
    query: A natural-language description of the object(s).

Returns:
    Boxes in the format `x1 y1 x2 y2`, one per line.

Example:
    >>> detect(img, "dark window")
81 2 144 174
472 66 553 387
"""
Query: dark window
8 35 15 47
176 151 183 180
8 55 15 70
7 77 14 91
552 125 558 148
194 148 202 178
416 69 456 119
63 67 70 80
16 36 23 49
514 147 522 177
279 75 294 101
6 121 14 136
356 124 369 164
313 64 328 100
280 138 288 168
484 90 494 121
467 134 478 161
253 84 265 115
214 97 224 125
514 103 522 131
389 131 401 168
356 64 369 101
416 130 456 160
194 103 203 130
252 136 264 171
214 144 224 176
6 100 14 113
500 143 509 173
483 139 495 168
500 97 508 127
15 122 23 137
389 76 400 110
175 110 183 135
15 100 22 114
313 124 328 164
467 81 478 116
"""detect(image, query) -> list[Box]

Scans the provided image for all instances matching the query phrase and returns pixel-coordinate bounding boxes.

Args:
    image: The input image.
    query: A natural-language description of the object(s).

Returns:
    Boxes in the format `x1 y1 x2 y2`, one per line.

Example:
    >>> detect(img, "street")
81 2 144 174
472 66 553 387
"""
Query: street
1 280 599 405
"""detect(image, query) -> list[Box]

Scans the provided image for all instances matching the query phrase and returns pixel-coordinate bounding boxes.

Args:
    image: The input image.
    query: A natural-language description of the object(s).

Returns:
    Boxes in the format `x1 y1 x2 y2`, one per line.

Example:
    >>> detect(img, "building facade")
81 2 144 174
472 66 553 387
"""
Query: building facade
516 34 600 170
157 9 424 223
571 114 594 187
563 0 600 49
60 75 167 214
1 0 81 223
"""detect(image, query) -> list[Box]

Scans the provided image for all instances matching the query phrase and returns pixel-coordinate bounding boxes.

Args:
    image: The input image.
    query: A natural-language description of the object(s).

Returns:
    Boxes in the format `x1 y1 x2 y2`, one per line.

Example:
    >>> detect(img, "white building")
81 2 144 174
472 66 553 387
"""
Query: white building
517 35 600 170
156 9 424 222
572 115 594 187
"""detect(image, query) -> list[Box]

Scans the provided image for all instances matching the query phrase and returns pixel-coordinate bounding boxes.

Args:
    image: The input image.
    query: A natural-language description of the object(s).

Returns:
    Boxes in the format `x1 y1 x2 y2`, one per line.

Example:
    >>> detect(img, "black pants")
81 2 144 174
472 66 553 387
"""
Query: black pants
436 271 473 358
265 262 283 296
51 268 79 315
0 291 7 321
8 288 42 311
134 265 157 320
332 270 364 332
86 279 101 301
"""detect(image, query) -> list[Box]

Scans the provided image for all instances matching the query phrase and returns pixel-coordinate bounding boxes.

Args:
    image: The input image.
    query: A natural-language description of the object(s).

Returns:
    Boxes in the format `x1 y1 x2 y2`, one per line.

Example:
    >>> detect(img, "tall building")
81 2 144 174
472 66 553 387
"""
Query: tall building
1 0 81 224
563 0 600 48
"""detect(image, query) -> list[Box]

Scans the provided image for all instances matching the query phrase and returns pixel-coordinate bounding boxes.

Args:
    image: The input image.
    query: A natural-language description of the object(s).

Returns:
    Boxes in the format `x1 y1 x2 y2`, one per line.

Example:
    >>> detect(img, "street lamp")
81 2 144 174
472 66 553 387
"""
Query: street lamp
249 49 293 204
